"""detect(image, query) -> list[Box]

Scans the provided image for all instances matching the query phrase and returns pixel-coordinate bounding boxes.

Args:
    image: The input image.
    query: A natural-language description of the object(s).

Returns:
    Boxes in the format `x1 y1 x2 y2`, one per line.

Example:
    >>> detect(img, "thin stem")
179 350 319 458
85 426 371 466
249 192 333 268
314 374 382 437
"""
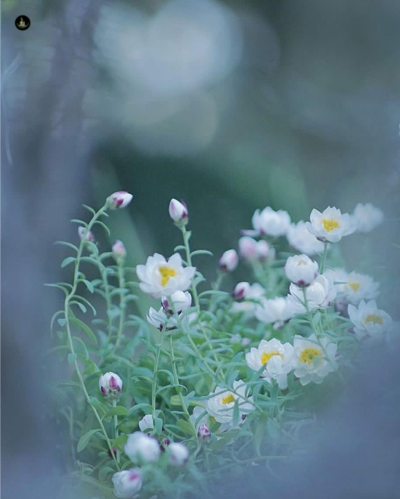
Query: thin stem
169 334 198 438
113 261 126 352
151 325 166 420
64 204 120 470
100 267 113 339
112 399 120 463
320 241 329 273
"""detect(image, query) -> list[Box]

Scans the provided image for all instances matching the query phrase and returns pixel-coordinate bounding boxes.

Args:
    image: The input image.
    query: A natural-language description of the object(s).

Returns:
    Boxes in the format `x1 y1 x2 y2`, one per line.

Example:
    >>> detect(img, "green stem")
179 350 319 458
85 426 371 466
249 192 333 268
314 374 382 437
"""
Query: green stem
113 261 126 352
151 325 166 420
169 335 198 438
320 241 329 273
100 267 113 339
112 399 120 463
64 204 120 470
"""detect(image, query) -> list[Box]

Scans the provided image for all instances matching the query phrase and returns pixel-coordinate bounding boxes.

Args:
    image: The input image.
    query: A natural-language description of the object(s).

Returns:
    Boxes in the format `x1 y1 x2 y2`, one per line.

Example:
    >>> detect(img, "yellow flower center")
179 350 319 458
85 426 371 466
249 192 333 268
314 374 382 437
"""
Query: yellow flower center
159 266 177 287
221 394 235 405
300 347 322 365
322 218 340 232
261 351 282 365
365 314 383 325
348 281 360 292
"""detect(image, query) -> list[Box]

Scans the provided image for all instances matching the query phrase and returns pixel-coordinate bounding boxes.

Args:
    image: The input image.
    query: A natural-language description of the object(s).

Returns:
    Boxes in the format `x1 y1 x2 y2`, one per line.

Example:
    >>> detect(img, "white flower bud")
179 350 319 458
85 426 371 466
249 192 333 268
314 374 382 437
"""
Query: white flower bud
106 191 133 210
112 240 126 261
198 423 211 440
256 240 273 262
232 282 250 301
168 442 189 466
99 372 123 400
219 249 238 272
124 432 160 463
112 469 143 499
161 291 192 315
238 237 258 261
169 198 188 224
284 254 319 287
138 414 154 433
78 226 95 242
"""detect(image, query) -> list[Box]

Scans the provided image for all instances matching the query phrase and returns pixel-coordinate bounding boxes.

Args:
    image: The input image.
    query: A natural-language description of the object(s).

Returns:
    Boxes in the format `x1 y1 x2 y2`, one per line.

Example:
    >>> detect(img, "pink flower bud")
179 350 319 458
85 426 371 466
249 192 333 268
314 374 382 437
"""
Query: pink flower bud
198 423 211 440
219 249 238 272
99 372 123 400
169 199 188 224
112 240 126 261
78 226 95 242
107 191 133 210
238 237 258 261
232 282 250 301
256 240 272 262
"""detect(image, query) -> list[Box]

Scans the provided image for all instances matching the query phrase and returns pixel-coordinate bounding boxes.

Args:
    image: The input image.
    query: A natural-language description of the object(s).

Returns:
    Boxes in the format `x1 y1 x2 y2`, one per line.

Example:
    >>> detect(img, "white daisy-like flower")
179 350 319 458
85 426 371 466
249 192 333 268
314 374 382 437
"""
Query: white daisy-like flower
352 203 384 233
289 274 336 312
112 469 143 499
342 271 380 305
161 290 192 314
245 338 294 389
138 414 154 433
255 297 296 329
284 254 319 287
348 300 392 340
306 207 356 243
286 221 325 256
146 307 168 330
231 283 265 316
324 268 349 294
293 334 337 385
124 432 160 463
206 380 253 424
251 207 291 237
136 253 195 298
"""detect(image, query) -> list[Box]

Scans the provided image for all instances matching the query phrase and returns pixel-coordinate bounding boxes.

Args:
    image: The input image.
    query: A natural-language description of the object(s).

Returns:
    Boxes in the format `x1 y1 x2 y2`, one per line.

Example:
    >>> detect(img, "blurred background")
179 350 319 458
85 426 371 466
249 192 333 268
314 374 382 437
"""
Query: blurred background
2 0 400 497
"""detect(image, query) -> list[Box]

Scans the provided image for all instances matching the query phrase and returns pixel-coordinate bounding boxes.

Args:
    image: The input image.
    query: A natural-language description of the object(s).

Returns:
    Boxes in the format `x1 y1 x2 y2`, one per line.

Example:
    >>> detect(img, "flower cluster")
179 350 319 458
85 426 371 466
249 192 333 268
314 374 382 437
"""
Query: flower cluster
51 193 393 499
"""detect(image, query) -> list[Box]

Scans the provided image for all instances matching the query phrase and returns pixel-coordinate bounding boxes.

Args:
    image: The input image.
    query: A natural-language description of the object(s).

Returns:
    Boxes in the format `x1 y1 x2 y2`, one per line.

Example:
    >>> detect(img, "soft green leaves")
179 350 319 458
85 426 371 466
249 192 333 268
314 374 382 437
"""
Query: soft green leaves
61 256 76 269
77 429 101 453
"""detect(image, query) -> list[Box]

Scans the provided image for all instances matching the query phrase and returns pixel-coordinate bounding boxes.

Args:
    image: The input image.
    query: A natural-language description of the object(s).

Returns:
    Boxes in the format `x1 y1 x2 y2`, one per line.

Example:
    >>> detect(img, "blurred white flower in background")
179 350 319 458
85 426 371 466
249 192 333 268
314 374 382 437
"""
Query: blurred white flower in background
93 0 243 155
231 283 265 316
325 269 380 305
138 414 154 433
287 221 325 255
255 297 296 328
250 207 291 237
348 300 392 340
352 203 384 233
112 469 143 498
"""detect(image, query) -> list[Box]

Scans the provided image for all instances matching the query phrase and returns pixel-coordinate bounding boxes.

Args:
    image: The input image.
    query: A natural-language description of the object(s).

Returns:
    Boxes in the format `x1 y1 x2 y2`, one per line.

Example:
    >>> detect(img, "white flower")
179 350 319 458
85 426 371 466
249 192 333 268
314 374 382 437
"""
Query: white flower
293 334 337 385
112 469 143 499
146 307 168 330
352 203 384 233
348 300 392 339
169 198 188 224
324 268 349 294
289 274 336 311
99 372 123 399
136 253 195 298
168 442 189 466
219 249 239 272
231 283 265 316
107 191 133 210
238 237 275 262
343 271 380 305
206 380 253 424
255 297 296 328
251 207 291 237
161 290 192 314
286 221 325 255
138 414 154 433
112 240 126 261
78 226 95 242
245 339 294 389
190 406 210 431
124 432 160 463
284 254 319 287
232 282 250 301
306 207 356 243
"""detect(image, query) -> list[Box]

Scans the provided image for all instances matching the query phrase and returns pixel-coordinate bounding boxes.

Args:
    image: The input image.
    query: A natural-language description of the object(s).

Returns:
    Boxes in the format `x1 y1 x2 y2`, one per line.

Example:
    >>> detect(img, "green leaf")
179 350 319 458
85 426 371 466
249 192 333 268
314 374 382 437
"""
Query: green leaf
93 220 110 236
105 406 128 417
44 283 69 296
70 317 98 345
177 419 196 437
154 417 163 435
190 249 213 258
232 400 240 427
77 429 100 453
61 256 76 268
128 403 153 416
54 241 79 253
89 396 107 415
82 279 94 293
82 204 96 215
67 353 77 365
170 395 181 406
57 318 67 327
71 301 87 314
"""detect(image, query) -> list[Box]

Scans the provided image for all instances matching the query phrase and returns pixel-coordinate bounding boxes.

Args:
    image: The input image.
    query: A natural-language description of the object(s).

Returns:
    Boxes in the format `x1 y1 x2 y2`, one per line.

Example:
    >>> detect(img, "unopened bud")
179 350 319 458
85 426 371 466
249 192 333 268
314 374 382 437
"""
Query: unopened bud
219 249 238 272
169 442 189 466
99 372 123 400
112 240 126 261
169 199 188 225
198 423 211 440
232 282 250 301
78 226 95 242
161 291 192 315
107 191 133 210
